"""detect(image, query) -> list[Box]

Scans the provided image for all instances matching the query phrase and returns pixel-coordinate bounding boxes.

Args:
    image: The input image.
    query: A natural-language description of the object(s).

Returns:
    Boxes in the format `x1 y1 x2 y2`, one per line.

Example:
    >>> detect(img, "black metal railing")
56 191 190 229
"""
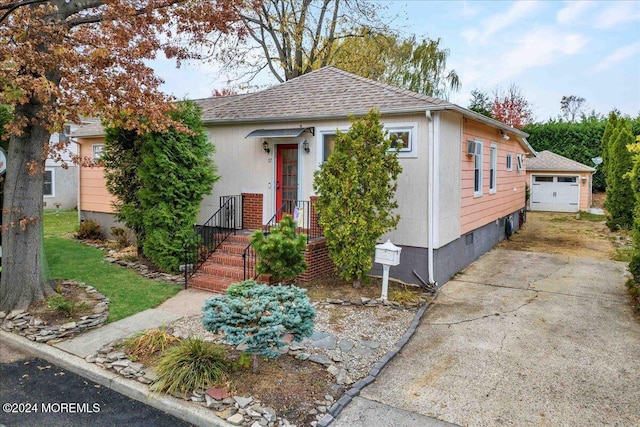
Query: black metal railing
182 195 242 286
242 199 323 281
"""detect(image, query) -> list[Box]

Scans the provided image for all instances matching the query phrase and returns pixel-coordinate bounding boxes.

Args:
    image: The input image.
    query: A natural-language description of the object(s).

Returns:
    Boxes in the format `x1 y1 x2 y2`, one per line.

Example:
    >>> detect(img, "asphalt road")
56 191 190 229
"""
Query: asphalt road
0 353 193 427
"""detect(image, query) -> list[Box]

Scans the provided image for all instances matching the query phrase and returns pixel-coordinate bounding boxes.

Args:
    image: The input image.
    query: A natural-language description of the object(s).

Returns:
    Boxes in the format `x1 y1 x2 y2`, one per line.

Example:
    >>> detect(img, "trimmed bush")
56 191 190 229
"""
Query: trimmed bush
202 281 315 373
250 214 307 283
76 220 102 240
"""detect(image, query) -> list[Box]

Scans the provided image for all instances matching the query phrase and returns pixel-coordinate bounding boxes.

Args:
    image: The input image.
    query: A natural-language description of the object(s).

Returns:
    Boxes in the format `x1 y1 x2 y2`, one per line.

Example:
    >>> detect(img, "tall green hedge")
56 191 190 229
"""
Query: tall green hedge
104 101 218 272
523 118 606 191
605 122 635 230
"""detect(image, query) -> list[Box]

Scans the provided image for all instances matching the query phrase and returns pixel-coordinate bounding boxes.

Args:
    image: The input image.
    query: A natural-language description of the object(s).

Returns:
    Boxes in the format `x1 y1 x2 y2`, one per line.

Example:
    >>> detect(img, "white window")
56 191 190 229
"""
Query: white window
506 154 513 171
474 140 483 197
92 144 104 160
516 154 523 171
43 169 54 197
490 143 497 194
386 124 417 158
322 133 336 163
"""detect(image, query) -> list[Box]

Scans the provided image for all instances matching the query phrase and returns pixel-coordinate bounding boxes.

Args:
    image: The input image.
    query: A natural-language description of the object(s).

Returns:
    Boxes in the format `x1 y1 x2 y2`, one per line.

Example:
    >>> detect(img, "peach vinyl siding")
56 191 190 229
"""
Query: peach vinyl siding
78 137 115 213
460 119 526 234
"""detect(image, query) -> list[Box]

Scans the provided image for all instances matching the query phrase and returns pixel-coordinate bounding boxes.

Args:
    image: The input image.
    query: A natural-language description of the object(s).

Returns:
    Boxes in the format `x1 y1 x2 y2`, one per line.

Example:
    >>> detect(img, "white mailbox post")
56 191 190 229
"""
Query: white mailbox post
374 239 402 300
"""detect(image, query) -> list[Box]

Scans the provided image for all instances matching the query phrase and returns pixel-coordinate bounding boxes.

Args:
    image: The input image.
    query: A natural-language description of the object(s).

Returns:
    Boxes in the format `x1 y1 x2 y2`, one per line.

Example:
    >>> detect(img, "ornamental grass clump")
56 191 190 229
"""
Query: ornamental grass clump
151 338 229 396
122 327 179 360
202 280 315 373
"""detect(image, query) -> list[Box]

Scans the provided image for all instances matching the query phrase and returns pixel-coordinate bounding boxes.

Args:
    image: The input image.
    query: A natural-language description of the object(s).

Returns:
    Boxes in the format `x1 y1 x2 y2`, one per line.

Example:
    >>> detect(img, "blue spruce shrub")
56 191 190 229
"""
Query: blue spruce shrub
202 280 315 359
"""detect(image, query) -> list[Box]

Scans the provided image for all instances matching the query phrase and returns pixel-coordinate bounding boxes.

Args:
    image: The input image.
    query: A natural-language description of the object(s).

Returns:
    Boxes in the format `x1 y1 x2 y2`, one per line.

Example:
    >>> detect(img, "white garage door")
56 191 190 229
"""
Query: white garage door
530 175 580 212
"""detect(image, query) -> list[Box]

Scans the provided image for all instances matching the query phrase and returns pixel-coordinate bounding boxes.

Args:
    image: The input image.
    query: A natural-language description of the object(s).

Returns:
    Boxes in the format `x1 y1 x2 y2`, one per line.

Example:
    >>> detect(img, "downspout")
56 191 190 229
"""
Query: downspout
72 138 81 224
425 111 436 286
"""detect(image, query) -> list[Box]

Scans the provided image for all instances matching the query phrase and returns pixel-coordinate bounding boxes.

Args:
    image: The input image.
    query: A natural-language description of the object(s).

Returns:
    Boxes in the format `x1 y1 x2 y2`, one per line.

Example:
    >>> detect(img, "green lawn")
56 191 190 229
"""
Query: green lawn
43 210 181 322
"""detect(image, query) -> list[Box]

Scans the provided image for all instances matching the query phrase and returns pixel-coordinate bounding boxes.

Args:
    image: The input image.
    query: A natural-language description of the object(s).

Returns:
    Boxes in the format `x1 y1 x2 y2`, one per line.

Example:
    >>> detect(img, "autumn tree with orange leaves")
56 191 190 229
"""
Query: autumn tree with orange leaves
491 84 534 129
0 0 242 312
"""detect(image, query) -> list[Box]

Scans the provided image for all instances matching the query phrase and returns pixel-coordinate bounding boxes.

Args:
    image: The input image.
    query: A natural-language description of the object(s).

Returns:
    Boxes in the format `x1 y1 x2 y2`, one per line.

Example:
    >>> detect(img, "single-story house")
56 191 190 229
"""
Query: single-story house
526 150 595 213
74 66 535 292
44 126 82 210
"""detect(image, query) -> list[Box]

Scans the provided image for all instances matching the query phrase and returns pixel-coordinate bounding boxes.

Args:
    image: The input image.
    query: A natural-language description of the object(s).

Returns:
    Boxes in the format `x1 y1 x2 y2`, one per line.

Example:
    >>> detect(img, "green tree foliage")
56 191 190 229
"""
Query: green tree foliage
103 127 145 251
202 281 315 373
523 117 607 191
331 32 460 99
468 89 493 118
313 110 402 287
139 102 218 272
250 214 307 283
605 122 635 230
103 101 218 272
627 140 640 303
601 111 620 186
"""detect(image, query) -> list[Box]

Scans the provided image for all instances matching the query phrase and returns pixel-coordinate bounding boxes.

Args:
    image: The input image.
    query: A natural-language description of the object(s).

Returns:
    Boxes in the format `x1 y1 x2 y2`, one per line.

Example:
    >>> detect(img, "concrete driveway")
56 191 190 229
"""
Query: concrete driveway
334 249 640 426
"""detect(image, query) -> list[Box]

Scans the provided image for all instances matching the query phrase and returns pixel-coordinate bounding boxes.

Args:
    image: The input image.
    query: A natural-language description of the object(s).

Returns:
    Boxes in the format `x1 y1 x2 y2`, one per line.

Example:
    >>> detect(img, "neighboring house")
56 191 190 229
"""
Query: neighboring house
44 126 81 210
74 66 535 292
526 150 595 213
71 121 126 239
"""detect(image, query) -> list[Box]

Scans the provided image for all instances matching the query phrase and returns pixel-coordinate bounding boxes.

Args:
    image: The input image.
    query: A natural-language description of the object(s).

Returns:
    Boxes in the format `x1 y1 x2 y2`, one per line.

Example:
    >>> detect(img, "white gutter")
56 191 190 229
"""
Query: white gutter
426 110 436 285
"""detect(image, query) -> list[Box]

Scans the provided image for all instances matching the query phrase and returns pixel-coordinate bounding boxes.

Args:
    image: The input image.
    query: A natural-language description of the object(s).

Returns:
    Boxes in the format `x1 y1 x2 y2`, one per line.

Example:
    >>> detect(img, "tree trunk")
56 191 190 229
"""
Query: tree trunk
251 353 260 374
352 279 361 289
0 103 55 313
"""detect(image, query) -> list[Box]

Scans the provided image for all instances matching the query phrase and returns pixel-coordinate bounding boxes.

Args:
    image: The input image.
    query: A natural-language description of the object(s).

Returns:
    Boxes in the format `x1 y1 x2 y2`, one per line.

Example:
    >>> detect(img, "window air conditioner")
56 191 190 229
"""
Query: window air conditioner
467 141 481 156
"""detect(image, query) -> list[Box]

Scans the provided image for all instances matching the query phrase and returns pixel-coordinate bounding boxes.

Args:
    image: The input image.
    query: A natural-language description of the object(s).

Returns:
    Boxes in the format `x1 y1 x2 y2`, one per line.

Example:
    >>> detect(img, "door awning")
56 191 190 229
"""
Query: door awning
245 127 314 138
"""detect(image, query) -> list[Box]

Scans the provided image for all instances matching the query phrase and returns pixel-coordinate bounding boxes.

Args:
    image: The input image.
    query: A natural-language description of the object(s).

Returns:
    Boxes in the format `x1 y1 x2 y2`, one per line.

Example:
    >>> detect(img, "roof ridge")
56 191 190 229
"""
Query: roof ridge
325 66 447 105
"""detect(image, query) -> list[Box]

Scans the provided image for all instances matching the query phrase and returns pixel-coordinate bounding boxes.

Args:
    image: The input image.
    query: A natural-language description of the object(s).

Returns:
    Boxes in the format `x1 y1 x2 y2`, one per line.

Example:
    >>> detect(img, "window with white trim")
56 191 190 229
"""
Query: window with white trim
474 140 483 197
322 133 336 163
386 124 417 158
506 153 513 171
92 144 104 160
489 143 497 194
516 154 523 171
43 169 54 197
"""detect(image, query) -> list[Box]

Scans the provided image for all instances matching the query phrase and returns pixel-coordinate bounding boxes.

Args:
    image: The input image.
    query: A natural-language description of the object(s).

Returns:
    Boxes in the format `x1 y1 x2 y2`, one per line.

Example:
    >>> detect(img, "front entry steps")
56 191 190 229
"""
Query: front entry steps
188 231 253 293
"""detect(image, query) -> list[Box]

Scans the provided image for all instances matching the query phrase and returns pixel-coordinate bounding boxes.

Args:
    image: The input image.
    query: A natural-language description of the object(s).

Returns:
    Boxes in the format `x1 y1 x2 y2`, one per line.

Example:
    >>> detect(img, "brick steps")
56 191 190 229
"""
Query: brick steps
187 232 255 293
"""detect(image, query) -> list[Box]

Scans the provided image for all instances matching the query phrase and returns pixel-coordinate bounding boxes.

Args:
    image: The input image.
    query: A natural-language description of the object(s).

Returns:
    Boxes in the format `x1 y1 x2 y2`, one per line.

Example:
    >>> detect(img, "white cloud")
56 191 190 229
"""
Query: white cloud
595 1 640 29
556 1 597 25
593 41 640 73
461 27 589 88
462 1 543 44
496 28 589 81
459 0 480 19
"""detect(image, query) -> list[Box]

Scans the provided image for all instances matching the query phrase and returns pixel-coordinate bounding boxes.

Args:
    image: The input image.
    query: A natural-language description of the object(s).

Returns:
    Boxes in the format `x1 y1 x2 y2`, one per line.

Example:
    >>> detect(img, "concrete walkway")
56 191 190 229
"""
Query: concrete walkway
333 249 640 426
0 288 232 427
53 288 212 358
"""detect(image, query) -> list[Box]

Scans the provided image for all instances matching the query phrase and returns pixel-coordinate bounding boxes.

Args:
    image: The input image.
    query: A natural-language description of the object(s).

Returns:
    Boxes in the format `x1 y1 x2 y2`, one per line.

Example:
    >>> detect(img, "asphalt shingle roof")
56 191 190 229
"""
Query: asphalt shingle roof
70 121 104 138
200 66 452 123
527 150 596 172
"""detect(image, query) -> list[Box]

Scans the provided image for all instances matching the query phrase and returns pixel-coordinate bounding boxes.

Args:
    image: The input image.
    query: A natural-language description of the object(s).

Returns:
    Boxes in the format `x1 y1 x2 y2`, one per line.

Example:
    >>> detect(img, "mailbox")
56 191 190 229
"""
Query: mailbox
374 240 402 301
375 239 401 266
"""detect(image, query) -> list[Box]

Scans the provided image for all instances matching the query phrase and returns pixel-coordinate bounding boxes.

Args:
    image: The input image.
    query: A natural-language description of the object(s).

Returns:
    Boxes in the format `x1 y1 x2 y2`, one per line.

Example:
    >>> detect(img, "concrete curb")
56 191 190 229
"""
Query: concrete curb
0 330 234 427
319 300 433 427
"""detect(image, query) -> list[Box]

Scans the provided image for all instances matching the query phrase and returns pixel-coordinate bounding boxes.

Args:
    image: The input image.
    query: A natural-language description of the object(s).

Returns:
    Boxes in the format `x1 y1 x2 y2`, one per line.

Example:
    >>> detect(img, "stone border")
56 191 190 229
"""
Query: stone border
85 339 332 427
316 302 432 427
0 281 110 343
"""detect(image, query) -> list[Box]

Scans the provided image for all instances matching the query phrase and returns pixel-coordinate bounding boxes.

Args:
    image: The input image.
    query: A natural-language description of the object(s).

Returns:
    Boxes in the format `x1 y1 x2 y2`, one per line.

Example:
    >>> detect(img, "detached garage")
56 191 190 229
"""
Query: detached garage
526 150 595 213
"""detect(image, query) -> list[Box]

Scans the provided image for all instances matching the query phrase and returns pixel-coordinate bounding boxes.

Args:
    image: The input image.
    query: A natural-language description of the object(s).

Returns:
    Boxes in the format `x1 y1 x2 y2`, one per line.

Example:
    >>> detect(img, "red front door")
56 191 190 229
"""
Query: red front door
276 144 299 219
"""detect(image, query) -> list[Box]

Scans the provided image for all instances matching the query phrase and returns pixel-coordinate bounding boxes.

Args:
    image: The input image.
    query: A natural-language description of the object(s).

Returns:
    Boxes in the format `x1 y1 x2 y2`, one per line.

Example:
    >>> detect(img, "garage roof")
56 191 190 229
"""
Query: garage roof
527 150 596 173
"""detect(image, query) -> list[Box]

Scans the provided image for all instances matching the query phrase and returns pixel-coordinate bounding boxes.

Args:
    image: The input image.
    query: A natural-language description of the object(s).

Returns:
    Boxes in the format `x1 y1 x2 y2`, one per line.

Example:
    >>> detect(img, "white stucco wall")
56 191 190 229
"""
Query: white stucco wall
202 112 432 248
435 111 463 248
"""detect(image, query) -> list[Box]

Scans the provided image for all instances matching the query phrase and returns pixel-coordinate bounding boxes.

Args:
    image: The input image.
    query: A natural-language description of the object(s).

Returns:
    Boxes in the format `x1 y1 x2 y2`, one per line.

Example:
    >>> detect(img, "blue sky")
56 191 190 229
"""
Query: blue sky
151 0 640 122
